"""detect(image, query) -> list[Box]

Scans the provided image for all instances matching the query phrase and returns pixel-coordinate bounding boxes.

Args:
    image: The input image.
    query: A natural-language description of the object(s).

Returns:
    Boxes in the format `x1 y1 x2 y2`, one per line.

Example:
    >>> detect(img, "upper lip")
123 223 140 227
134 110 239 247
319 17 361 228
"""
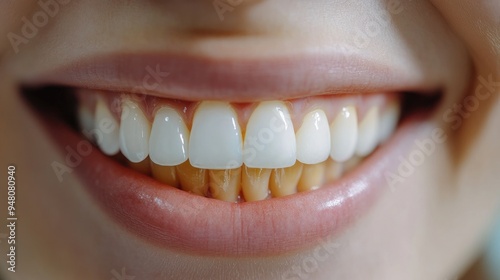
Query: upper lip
22 52 440 102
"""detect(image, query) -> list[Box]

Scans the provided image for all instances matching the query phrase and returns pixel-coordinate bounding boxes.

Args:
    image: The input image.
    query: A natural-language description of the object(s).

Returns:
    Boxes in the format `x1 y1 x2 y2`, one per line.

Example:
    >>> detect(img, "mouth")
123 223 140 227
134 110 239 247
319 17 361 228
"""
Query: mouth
21 53 441 257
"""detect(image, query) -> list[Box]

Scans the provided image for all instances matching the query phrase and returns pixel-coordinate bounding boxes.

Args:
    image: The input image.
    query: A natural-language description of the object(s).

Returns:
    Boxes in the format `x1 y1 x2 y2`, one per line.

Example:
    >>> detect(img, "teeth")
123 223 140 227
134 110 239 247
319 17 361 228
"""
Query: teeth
379 102 400 142
344 156 362 173
119 98 151 163
189 101 243 169
241 167 271 202
297 163 325 192
151 162 179 187
79 92 402 202
149 106 189 166
176 161 209 196
244 101 296 169
209 168 242 202
325 158 343 182
329 106 358 162
296 109 331 165
269 162 303 197
94 98 120 155
355 107 379 157
78 105 94 135
128 157 151 175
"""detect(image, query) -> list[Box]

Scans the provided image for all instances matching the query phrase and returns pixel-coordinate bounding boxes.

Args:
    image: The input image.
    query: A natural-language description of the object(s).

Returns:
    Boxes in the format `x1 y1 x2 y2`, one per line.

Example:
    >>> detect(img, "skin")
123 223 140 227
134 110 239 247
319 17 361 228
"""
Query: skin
0 1 499 279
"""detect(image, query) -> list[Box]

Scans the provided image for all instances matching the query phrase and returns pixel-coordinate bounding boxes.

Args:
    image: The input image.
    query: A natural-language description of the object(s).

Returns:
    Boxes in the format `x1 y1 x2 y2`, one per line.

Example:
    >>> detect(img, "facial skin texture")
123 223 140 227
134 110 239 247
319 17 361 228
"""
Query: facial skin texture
0 1 499 279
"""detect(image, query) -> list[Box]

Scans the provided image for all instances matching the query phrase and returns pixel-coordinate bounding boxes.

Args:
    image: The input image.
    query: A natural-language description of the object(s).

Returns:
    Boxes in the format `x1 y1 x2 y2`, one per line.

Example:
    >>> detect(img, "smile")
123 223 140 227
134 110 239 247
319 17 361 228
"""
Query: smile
21 53 441 256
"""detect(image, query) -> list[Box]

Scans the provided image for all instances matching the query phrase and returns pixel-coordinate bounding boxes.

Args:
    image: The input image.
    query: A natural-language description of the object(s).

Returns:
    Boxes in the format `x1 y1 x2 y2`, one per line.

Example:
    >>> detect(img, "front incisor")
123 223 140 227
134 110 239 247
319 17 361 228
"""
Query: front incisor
242 167 271 202
151 162 179 188
269 162 303 197
298 163 325 192
209 168 242 202
176 161 209 196
128 157 152 175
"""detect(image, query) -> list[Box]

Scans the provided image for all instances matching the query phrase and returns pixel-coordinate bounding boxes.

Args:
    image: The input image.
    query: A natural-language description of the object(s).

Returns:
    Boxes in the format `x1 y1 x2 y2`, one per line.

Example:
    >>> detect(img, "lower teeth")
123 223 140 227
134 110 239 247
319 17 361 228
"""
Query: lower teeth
124 156 356 203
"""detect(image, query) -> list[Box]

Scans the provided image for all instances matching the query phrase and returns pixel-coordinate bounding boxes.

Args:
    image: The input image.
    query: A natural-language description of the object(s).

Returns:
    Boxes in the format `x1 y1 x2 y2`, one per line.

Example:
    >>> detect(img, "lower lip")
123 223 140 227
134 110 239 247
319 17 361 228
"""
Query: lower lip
41 108 426 257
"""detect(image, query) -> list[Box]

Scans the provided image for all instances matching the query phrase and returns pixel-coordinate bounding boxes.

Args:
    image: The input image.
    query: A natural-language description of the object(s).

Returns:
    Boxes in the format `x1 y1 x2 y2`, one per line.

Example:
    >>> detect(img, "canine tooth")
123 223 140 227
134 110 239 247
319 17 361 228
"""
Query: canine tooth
330 106 358 162
149 106 189 166
209 168 242 202
94 98 120 155
379 102 400 142
296 109 331 164
298 163 325 192
119 99 151 163
176 161 209 196
241 167 271 202
269 162 303 197
325 159 343 182
189 101 243 169
128 157 151 175
244 101 296 169
355 107 379 157
151 162 179 187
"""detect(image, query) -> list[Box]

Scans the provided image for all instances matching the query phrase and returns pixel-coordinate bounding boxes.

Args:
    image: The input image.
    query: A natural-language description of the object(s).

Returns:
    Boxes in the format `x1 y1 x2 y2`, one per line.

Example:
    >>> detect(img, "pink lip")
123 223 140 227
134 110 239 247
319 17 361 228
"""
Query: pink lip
23 53 439 102
39 108 426 257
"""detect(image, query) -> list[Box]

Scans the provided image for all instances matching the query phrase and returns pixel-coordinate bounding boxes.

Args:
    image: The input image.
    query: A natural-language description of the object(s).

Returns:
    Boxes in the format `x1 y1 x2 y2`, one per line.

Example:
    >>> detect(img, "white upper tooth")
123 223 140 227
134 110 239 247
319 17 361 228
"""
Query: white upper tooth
296 109 331 164
189 101 243 169
355 107 379 157
379 102 400 142
330 106 358 162
244 101 296 168
149 106 189 166
119 98 151 163
94 97 120 155
78 105 94 135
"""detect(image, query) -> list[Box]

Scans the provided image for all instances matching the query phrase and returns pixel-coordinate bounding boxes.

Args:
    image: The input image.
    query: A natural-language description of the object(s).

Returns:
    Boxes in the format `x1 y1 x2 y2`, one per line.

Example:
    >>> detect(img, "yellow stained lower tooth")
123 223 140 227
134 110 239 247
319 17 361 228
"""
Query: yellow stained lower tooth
176 161 209 196
269 162 303 197
151 163 179 188
209 168 242 202
129 157 152 175
344 156 362 173
298 163 325 192
325 159 343 182
242 167 271 202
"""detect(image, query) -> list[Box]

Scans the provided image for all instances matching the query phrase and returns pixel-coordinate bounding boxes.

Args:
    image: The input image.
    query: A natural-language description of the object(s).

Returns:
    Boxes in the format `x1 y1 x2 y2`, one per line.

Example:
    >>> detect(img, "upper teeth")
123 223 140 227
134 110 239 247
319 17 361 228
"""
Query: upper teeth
80 95 400 169
243 101 297 169
189 101 243 169
119 99 151 163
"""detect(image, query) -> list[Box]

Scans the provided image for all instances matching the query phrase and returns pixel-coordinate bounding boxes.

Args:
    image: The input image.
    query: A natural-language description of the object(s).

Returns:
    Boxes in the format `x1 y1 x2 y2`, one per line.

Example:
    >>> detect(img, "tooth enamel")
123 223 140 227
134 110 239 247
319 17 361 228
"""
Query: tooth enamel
94 97 120 155
128 157 152 175
355 107 379 157
151 162 179 187
241 167 271 202
209 168 242 202
330 106 358 162
244 101 296 169
379 102 400 142
189 101 243 169
344 156 362 173
149 106 189 166
78 105 94 136
325 159 343 182
269 162 303 197
176 161 209 196
297 163 325 192
296 109 331 165
119 99 151 163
